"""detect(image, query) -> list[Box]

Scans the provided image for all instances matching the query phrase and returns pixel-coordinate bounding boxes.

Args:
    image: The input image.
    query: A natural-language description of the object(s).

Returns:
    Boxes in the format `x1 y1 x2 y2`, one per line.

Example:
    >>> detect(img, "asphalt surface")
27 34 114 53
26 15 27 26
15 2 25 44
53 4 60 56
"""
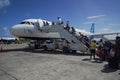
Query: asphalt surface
0 43 120 80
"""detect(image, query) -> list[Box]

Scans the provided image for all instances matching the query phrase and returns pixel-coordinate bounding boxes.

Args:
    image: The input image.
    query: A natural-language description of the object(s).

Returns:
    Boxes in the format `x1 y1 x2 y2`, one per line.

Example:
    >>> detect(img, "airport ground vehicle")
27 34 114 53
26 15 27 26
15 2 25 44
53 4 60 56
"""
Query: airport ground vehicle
41 39 63 50
28 41 35 47
28 39 64 50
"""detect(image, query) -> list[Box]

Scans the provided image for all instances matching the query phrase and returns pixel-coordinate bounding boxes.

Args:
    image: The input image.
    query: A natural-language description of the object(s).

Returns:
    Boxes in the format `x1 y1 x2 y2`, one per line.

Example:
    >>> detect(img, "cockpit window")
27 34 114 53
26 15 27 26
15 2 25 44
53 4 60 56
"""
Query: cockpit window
20 21 33 25
20 22 26 24
26 22 30 24
20 21 36 26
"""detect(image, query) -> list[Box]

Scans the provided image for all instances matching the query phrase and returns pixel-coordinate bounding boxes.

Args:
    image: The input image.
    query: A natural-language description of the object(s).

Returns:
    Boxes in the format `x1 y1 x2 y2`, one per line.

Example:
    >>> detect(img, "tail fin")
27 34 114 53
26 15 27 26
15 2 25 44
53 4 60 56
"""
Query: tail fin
90 23 95 33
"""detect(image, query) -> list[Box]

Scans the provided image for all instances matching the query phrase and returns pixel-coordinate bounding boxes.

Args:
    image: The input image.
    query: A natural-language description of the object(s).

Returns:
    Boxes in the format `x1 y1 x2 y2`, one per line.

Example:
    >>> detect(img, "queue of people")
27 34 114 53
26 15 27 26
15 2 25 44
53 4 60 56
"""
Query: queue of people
56 17 90 44
91 39 113 60
55 17 78 37
90 38 120 69
109 36 120 69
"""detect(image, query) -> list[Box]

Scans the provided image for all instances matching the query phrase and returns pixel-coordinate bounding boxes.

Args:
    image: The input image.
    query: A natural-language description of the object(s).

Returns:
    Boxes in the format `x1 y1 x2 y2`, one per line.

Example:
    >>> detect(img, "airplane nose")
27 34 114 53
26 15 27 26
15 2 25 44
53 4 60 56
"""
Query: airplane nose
10 25 19 36
10 24 34 37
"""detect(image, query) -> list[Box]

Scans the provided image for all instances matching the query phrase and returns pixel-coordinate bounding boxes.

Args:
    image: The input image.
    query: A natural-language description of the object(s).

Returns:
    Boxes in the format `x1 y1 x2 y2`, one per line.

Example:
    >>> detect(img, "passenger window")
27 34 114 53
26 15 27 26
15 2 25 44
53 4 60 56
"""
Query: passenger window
26 22 30 25
31 22 35 25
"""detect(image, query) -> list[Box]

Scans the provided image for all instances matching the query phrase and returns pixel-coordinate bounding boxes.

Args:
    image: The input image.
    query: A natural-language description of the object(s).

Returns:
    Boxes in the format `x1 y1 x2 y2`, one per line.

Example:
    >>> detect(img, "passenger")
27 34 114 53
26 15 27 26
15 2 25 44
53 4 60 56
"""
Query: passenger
109 45 115 58
84 36 89 42
52 21 55 25
102 40 113 61
78 32 84 42
79 32 82 36
90 40 96 59
54 39 59 51
115 36 120 63
62 40 70 53
114 36 120 68
98 39 104 49
77 32 82 41
82 36 90 48
71 27 76 36
57 17 63 25
0 45 2 52
63 40 68 47
108 44 118 69
103 41 110 60
65 21 70 32
96 42 99 49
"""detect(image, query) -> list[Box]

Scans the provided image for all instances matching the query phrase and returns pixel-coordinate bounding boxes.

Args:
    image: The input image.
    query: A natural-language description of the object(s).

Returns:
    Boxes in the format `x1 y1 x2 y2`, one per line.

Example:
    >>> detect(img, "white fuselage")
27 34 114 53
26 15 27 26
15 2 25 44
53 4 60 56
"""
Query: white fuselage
10 19 62 39
10 19 93 39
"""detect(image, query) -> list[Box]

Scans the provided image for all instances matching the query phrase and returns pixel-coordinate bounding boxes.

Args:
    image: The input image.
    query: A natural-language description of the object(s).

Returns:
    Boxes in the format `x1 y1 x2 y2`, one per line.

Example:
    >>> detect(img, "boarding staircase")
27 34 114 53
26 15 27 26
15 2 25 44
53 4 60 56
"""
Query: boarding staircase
40 25 90 52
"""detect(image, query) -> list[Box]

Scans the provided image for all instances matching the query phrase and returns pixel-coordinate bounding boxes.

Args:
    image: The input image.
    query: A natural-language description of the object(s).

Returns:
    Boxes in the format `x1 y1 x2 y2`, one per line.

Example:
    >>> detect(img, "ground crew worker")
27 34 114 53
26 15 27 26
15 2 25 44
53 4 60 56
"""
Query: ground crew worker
62 40 69 53
54 39 59 51
90 40 96 59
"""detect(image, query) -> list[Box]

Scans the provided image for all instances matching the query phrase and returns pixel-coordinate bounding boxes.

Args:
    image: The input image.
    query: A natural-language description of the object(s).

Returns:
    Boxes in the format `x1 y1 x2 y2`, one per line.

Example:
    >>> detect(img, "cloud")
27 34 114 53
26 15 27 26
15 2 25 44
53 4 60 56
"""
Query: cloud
0 0 11 9
99 28 119 33
101 28 109 31
3 27 7 30
0 27 11 37
3 9 7 14
109 24 120 26
87 15 106 19
83 22 93 25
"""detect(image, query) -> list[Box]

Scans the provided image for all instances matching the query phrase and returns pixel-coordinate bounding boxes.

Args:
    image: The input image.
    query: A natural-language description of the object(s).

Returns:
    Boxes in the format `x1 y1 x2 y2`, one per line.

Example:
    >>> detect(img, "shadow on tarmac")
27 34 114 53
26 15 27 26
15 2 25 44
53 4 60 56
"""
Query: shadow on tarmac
101 64 120 73
2 47 90 56
91 58 103 63
82 58 103 63
82 58 120 73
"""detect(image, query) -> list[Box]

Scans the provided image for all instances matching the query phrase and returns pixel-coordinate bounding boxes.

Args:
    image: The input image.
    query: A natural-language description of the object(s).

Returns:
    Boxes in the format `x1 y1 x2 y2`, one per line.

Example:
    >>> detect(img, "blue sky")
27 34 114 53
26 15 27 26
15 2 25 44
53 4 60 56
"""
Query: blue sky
0 0 120 37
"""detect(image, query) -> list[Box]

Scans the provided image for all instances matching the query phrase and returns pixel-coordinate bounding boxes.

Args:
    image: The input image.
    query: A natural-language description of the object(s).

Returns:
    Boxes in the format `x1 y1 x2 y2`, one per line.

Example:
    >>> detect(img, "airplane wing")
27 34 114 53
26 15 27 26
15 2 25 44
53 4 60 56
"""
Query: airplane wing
91 32 120 38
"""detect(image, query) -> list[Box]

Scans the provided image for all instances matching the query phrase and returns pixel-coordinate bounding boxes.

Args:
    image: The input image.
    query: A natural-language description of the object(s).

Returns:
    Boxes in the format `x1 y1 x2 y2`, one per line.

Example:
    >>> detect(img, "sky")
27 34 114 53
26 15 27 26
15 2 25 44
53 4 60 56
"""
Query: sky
0 0 120 38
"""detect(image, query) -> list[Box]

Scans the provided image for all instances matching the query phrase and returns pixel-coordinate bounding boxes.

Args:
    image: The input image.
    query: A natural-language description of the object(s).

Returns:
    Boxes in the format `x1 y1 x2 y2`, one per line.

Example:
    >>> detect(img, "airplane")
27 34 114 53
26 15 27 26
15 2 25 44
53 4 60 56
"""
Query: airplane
0 37 17 44
10 18 120 45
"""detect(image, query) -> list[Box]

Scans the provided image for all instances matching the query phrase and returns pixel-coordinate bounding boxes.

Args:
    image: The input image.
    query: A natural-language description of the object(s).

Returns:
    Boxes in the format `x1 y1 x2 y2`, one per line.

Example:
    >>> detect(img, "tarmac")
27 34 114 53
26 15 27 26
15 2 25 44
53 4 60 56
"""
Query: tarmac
0 43 119 80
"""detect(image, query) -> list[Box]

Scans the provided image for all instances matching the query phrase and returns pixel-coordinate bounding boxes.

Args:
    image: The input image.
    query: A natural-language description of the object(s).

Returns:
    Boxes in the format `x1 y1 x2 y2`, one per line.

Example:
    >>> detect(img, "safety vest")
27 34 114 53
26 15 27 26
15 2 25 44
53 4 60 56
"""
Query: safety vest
90 42 96 49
